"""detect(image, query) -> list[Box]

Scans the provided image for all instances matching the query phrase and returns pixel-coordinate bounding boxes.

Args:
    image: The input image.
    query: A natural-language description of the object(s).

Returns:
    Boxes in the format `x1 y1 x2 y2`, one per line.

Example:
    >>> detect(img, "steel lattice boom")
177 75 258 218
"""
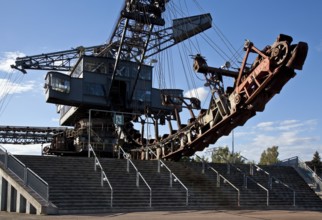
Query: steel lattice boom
0 126 67 145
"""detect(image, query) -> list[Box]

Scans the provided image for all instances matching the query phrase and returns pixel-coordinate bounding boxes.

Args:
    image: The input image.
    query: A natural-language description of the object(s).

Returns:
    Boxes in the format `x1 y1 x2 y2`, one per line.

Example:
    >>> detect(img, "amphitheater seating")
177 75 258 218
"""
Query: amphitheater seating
0 155 321 214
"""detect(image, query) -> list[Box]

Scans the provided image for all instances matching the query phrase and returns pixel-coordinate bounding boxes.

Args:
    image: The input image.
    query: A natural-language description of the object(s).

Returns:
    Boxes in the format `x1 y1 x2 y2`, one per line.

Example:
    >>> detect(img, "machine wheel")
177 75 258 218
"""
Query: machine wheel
270 41 289 66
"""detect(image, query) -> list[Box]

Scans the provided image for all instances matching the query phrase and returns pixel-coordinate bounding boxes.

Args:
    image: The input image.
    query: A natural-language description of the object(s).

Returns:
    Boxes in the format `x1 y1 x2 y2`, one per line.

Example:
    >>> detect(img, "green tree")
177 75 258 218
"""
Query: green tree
211 146 245 164
259 146 279 165
194 155 209 163
311 151 321 172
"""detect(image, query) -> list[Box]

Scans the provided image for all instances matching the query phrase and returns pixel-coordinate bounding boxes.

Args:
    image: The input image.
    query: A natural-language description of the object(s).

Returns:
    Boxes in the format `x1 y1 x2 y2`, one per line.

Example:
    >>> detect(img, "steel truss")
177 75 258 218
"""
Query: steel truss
0 126 67 145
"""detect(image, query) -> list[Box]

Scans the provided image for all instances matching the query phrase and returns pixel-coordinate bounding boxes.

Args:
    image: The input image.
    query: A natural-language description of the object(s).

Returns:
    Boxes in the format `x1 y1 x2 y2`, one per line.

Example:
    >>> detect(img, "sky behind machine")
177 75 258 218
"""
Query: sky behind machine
0 0 321 162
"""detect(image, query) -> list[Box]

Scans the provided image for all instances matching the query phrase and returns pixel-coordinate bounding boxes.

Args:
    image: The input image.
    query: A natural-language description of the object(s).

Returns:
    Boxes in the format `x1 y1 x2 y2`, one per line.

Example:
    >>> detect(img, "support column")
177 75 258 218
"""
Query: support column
6 183 12 212
0 177 8 211
16 192 26 213
26 201 31 214
11 187 17 212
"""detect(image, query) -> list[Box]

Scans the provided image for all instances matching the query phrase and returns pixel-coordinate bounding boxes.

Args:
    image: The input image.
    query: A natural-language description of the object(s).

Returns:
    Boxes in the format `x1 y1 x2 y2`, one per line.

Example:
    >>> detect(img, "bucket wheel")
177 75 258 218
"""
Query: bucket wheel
270 41 289 66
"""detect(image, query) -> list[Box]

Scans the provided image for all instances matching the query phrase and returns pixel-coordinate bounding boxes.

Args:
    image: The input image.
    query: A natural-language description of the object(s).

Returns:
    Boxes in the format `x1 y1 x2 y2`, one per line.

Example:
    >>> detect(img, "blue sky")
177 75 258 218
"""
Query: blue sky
0 0 321 162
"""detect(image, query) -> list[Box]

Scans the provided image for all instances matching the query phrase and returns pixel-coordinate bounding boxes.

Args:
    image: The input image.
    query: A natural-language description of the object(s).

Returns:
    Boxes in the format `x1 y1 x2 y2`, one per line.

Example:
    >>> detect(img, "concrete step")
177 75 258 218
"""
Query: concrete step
6 155 322 214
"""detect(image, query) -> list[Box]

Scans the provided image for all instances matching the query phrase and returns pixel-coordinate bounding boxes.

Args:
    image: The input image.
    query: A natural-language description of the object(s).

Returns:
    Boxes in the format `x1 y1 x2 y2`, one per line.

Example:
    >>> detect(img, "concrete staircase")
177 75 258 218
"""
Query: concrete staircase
15 156 112 214
278 156 322 199
132 160 188 208
164 161 240 208
174 162 268 207
263 165 322 209
99 158 151 208
218 163 322 209
1 155 321 214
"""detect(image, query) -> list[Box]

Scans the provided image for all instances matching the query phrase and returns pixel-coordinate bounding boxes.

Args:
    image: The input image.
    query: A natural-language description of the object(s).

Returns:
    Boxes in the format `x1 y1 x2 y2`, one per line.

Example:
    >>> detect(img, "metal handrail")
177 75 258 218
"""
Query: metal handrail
195 155 240 206
0 145 8 167
0 145 49 202
0 145 7 152
297 157 322 183
172 173 189 206
241 155 296 206
119 146 152 207
26 167 50 201
279 156 322 185
216 154 270 206
147 147 189 205
147 147 172 185
138 172 152 207
246 176 270 206
208 166 240 206
88 144 113 207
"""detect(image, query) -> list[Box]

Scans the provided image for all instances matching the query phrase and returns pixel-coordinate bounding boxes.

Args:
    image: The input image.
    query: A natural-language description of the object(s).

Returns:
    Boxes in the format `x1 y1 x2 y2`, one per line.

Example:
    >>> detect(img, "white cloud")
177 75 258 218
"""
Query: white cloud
256 121 275 131
255 119 317 132
1 144 42 155
184 86 209 102
0 51 25 73
204 119 320 163
0 79 36 99
251 130 318 149
244 120 320 161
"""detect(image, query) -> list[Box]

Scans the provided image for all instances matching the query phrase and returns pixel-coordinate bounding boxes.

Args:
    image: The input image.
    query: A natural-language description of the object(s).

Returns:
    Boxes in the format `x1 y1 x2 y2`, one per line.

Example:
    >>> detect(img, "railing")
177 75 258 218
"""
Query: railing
88 144 113 207
147 147 189 206
216 154 270 206
296 157 322 189
119 146 152 207
195 155 240 206
208 166 240 206
256 166 295 206
240 155 296 206
0 145 49 202
280 156 322 194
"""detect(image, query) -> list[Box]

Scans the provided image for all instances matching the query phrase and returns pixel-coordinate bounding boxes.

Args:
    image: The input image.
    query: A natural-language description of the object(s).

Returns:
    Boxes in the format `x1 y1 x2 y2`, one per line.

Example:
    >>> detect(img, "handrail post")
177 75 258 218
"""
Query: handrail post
170 172 173 187
127 159 130 172
111 190 113 207
237 190 240 207
4 151 8 168
250 163 254 176
101 170 104 186
118 147 121 159
244 174 247 189
216 173 220 187
24 166 28 186
202 161 205 174
136 171 140 187
186 190 189 206
88 109 92 158
157 159 160 173
47 185 50 202
267 191 269 206
268 175 272 190
293 191 296 206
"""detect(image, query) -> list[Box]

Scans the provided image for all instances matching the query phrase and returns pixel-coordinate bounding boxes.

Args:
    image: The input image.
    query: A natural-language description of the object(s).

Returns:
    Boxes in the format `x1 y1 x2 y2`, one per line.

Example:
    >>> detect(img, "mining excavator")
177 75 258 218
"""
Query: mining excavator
1 0 308 161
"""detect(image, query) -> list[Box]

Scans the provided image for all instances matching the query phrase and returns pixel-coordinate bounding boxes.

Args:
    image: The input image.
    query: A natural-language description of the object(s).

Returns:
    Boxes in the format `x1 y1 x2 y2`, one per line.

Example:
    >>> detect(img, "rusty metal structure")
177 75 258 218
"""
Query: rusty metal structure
4 0 308 160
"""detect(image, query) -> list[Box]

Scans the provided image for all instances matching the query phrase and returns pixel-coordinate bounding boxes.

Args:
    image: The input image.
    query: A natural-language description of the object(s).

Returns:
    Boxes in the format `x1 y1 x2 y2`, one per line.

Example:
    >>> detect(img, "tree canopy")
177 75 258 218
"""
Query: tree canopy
211 146 245 164
311 151 321 172
194 155 209 163
259 146 279 165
